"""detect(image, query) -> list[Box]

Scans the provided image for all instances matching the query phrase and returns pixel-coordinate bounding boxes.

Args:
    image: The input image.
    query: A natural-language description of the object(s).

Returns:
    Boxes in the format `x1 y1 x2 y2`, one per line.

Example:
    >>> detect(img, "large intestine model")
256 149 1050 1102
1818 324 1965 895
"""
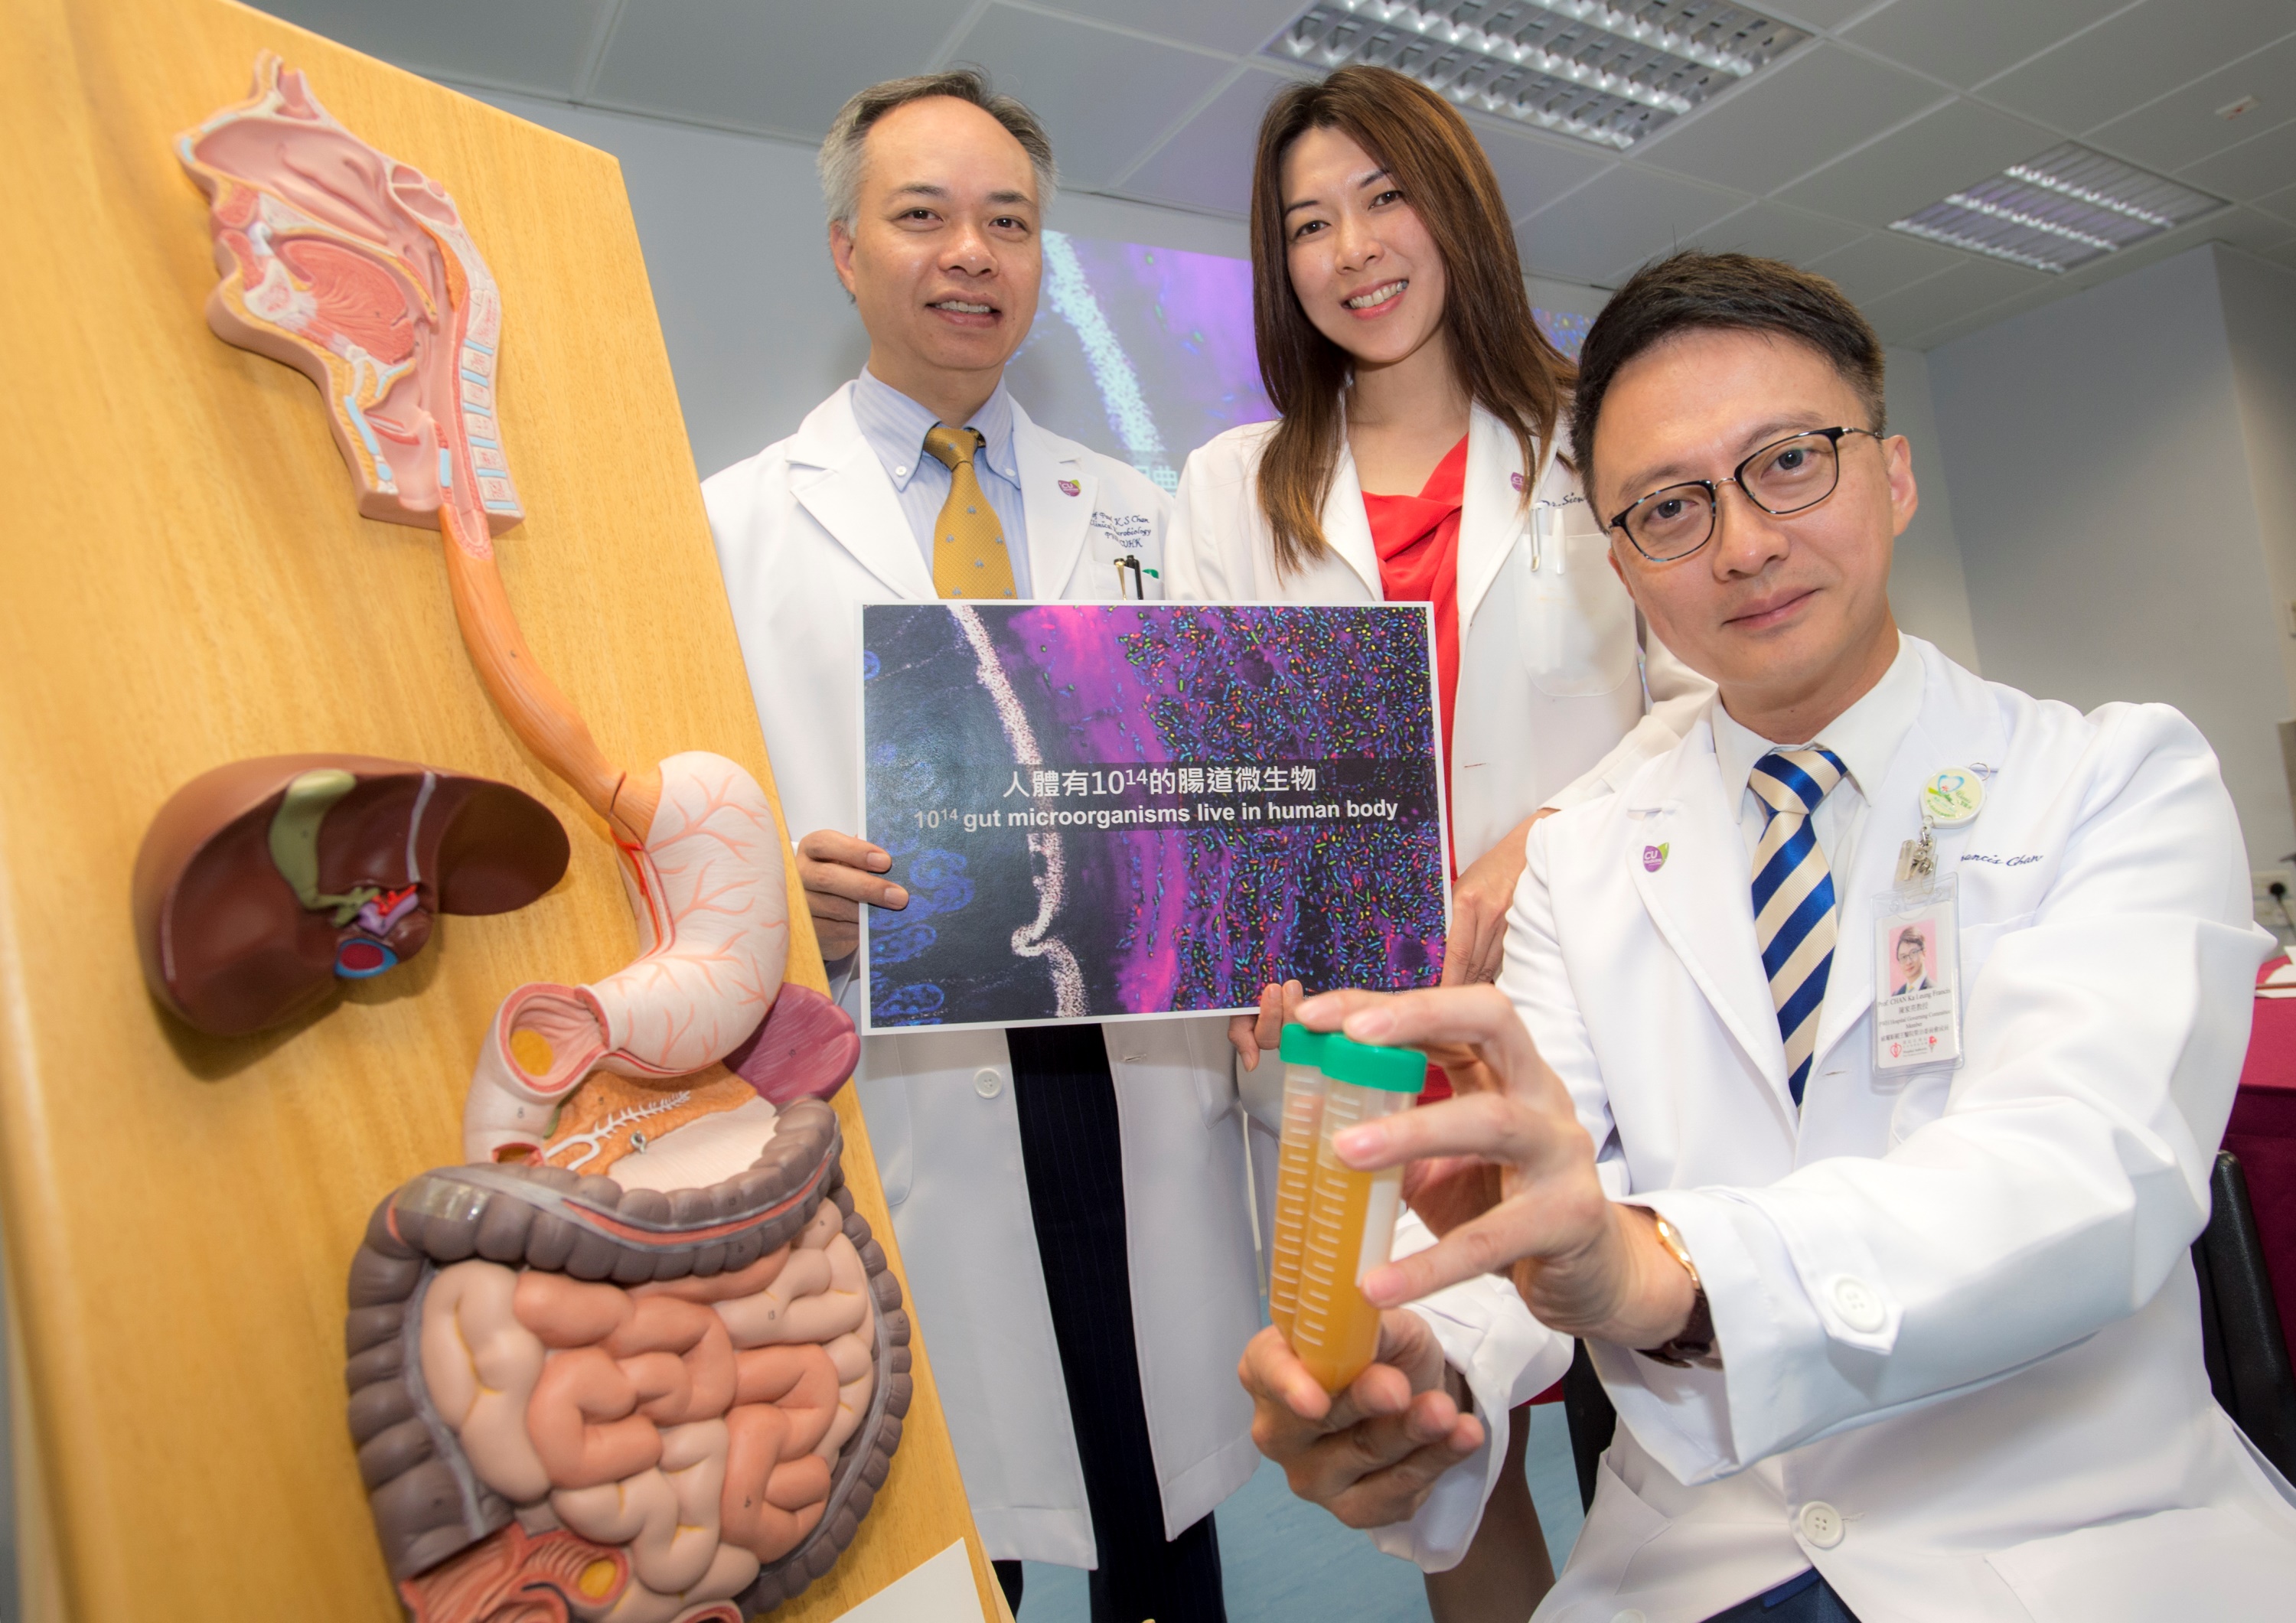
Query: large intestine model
177 57 896 1621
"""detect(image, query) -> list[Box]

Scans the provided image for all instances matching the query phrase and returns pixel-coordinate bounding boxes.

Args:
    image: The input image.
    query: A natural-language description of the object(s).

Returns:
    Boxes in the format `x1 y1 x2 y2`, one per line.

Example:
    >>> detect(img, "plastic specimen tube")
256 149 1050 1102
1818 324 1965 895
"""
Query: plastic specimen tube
1267 1024 1329 1338
1287 1034 1426 1392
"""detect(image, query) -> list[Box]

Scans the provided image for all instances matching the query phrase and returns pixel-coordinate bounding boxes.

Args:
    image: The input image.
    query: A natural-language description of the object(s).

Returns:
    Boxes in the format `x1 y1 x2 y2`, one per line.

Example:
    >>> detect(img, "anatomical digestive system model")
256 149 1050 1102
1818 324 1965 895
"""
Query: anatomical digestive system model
178 56 889 1620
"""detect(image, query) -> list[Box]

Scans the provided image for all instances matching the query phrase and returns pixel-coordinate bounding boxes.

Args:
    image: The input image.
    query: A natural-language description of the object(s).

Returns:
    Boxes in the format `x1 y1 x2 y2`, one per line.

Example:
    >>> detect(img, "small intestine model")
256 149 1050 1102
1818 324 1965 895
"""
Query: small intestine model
177 56 885 1620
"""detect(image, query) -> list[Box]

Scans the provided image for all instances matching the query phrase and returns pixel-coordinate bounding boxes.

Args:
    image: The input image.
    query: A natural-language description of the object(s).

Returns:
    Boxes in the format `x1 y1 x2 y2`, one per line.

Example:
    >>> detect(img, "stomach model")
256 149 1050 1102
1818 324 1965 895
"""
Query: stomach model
180 56 875 1620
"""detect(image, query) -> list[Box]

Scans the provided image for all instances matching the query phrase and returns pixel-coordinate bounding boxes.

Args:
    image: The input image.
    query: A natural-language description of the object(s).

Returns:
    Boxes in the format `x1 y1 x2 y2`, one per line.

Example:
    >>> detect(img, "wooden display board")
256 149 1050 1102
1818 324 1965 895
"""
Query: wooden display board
0 1 1001 1616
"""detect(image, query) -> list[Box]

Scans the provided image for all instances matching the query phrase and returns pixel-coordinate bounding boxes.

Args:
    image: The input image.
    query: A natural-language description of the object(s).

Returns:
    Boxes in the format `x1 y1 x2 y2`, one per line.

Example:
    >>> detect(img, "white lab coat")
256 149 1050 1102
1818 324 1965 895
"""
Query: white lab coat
1162 404 1714 869
703 384 1262 1568
1387 637 2296 1618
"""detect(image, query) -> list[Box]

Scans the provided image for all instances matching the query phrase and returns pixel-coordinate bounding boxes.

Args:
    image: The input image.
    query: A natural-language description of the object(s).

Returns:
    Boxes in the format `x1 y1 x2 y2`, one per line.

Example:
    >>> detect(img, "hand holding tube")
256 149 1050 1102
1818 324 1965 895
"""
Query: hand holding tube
1238 1313 1482 1530
1297 986 1699 1353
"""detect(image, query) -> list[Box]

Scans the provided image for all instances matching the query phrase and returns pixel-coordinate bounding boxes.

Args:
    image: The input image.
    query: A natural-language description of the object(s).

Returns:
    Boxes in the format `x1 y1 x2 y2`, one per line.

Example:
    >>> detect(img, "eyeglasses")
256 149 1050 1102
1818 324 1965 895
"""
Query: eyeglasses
1606 427 1883 563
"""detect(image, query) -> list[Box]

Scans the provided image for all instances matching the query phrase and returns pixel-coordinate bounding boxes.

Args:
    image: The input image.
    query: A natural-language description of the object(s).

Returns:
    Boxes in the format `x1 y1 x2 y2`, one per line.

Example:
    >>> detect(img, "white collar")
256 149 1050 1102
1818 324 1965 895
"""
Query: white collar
850 366 1019 492
1710 631 1922 808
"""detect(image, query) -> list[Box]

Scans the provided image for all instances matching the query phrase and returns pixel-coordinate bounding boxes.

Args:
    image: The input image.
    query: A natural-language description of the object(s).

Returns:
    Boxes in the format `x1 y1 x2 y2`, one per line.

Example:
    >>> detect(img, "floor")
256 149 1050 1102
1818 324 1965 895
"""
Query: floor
1016 1403 1585 1623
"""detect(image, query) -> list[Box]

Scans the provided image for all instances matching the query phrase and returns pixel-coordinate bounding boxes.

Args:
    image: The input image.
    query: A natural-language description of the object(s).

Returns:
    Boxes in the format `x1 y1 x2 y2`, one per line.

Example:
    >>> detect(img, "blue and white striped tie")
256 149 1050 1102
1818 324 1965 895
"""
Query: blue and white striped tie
1751 747 1846 1105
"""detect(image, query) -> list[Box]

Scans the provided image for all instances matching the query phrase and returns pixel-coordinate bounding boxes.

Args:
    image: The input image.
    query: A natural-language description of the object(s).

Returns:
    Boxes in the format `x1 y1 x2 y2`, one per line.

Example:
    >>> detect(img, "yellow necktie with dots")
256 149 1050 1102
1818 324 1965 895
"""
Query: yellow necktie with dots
922 425 1017 600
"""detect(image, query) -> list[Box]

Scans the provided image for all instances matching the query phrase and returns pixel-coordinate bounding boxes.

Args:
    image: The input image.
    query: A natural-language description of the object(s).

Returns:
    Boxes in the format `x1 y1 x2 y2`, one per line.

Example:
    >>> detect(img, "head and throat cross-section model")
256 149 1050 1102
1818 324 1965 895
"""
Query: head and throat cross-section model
178 54 885 1620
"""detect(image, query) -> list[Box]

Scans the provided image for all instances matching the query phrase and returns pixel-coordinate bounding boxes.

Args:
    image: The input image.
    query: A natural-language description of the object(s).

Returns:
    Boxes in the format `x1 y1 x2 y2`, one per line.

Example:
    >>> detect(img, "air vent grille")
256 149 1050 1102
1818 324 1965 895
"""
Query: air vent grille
1890 143 2226 274
1268 1 1809 150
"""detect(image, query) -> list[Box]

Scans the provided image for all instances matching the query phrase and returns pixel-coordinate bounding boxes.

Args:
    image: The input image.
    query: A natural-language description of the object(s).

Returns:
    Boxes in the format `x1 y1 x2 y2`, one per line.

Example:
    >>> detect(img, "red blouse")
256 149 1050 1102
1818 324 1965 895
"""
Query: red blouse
1362 432 1469 875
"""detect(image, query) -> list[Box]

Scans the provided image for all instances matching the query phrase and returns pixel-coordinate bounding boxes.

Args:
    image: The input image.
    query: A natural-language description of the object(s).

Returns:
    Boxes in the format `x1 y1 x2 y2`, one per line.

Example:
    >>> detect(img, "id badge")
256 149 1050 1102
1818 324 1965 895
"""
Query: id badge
1873 872 1962 1073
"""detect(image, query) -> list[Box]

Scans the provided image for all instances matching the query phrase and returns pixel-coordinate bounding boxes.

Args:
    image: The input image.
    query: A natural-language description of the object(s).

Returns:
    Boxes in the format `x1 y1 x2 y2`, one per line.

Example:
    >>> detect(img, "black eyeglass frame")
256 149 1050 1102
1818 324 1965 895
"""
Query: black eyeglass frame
1605 425 1885 563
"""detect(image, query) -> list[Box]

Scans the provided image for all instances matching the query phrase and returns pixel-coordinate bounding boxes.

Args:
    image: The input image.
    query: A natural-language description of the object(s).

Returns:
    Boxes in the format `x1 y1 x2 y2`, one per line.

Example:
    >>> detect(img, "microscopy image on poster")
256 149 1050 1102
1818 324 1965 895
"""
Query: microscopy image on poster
859 603 1448 1031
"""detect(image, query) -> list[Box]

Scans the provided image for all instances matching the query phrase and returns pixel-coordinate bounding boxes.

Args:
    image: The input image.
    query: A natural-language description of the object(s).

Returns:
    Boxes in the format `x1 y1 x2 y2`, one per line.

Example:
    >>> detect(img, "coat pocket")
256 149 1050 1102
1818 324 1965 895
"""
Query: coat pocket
1521 520 1637 698
1986 1505 2296 1621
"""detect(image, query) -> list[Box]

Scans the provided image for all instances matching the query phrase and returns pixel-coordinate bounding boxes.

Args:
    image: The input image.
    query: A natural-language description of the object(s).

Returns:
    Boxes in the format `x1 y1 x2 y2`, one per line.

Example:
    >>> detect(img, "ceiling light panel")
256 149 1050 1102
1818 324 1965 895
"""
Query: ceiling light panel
1890 142 2226 275
1269 1 1810 150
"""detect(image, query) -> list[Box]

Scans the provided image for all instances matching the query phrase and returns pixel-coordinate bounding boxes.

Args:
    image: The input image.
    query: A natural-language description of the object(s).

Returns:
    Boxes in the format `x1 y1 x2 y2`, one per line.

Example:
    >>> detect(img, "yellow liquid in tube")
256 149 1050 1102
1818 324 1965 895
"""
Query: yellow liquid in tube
1286 1036 1418 1393
1266 1033 1327 1338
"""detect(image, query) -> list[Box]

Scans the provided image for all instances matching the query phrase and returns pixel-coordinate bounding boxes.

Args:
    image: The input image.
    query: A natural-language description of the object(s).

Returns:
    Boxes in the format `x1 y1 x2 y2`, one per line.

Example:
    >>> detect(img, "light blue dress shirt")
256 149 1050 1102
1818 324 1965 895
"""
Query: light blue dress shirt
850 367 1033 597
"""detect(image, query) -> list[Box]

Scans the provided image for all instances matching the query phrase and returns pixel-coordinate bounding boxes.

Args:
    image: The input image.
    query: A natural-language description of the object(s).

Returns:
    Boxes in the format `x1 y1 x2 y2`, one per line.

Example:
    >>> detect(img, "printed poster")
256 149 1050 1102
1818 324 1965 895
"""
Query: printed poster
859 602 1449 1031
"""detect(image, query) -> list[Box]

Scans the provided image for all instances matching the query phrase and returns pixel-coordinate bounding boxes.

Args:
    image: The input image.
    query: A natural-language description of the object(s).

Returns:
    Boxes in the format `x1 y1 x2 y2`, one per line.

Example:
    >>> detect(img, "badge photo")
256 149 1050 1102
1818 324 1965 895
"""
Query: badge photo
1874 882 1962 1072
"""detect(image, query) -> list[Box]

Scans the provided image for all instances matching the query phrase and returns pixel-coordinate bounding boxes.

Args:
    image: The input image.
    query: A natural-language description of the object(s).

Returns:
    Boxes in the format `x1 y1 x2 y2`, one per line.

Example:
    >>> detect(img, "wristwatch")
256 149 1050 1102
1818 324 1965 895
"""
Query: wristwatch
1639 1211 1722 1369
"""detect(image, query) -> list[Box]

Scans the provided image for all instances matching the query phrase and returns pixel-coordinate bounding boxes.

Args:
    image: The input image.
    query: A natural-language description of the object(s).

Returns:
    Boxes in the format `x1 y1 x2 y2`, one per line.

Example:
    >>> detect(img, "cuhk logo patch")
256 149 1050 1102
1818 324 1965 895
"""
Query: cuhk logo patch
1509 471 1525 492
1057 478 1081 497
1642 842 1668 872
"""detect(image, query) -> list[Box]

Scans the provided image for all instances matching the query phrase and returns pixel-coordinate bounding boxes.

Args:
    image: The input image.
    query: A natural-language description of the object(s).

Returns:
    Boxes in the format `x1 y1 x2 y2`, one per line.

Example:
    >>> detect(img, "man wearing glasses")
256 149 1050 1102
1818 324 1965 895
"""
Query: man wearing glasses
1241 252 2296 1620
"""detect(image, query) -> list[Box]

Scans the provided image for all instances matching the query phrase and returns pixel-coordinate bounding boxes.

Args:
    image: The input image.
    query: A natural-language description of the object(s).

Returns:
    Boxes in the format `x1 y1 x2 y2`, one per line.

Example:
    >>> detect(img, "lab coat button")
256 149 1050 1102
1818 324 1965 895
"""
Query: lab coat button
973 1067 1004 1099
1799 1501 1845 1548
1609 1612 1647 1623
1830 1276 1887 1333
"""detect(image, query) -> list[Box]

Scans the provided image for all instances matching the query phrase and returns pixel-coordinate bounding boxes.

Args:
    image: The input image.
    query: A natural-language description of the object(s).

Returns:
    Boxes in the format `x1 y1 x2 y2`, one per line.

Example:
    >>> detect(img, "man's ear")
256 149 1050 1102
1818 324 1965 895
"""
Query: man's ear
828 220 859 301
1885 433 1920 536
1606 536 1637 604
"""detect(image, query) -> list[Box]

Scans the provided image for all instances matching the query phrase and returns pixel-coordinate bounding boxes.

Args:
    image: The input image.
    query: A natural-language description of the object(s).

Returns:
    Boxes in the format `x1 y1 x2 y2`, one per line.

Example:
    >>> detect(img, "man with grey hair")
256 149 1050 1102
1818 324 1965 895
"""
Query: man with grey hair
706 70 1259 1623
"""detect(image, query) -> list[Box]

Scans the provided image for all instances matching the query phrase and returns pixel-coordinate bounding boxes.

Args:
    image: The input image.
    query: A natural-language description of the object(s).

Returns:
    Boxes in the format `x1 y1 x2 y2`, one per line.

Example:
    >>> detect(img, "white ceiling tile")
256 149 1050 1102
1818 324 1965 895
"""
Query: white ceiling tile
1840 0 2127 91
2084 34 2296 174
1776 96 2059 227
2260 237 2296 269
1766 0 1889 27
1805 228 1967 301
1114 67 1293 216
1683 201 1869 264
1516 165 1749 284
1980 0 2296 132
589 0 976 139
249 0 618 97
941 5 1232 189
1632 42 1942 194
1473 125 1613 223
1029 0 1304 56
1855 256 2041 342
2255 179 2296 223
2182 114 2296 200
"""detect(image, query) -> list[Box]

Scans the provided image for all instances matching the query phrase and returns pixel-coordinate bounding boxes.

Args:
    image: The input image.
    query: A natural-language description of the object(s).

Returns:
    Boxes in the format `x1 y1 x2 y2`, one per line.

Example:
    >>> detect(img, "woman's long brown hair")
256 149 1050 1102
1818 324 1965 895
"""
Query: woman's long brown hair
1250 66 1575 574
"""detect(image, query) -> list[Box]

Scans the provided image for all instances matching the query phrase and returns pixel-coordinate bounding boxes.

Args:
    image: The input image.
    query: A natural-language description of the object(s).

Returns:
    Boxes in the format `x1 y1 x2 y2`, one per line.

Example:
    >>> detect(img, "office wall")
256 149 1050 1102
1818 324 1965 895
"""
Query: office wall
2218 250 2296 724
472 89 1265 481
1930 244 2296 870
1882 347 1980 672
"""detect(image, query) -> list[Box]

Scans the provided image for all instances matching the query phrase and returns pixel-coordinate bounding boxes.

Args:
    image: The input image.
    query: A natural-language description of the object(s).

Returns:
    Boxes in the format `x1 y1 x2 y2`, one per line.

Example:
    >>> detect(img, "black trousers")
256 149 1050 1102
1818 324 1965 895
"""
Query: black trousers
1702 1569 1862 1621
990 1023 1226 1623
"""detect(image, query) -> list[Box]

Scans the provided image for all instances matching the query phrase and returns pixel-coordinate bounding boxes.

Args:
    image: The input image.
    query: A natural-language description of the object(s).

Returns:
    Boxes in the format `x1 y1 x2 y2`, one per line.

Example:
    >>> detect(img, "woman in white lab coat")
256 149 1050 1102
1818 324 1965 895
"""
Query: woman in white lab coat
1166 67 1707 1014
1163 65 1709 1621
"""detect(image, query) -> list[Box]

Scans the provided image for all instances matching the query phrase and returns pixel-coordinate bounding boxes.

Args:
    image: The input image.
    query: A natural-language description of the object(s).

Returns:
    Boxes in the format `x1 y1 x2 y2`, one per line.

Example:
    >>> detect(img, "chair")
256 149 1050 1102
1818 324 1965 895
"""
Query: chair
2193 1149 2296 1478
1562 1150 2296 1511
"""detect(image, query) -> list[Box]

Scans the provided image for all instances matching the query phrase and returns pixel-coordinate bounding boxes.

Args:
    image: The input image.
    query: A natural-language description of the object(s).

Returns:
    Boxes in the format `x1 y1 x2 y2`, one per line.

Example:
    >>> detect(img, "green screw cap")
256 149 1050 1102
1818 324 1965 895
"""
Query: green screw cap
1322 1033 1428 1093
1278 1023 1327 1067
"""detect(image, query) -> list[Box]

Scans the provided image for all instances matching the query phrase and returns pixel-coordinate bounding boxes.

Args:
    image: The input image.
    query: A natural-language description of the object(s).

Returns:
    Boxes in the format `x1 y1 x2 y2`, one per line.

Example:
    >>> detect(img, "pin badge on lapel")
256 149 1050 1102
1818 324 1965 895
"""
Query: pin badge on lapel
1642 842 1668 872
1920 769 1984 827
1058 478 1081 496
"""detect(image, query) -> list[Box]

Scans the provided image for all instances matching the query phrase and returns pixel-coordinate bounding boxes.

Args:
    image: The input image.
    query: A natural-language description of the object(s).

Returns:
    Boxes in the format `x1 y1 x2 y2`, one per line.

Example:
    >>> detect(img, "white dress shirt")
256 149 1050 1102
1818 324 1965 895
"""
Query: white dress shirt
1709 631 1923 875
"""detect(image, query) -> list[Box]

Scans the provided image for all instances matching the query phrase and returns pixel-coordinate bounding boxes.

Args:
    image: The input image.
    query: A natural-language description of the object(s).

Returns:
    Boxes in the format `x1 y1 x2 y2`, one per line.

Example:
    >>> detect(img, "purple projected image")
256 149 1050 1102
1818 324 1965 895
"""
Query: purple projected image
1534 307 1591 360
860 603 1449 1030
1013 232 1271 491
1009 230 1593 489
